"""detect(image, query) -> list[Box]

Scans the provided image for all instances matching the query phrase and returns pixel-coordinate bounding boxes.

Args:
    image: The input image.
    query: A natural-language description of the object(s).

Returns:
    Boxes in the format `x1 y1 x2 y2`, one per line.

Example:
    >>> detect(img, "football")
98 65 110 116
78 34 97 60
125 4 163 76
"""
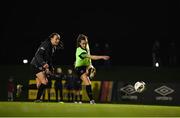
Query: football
134 81 146 93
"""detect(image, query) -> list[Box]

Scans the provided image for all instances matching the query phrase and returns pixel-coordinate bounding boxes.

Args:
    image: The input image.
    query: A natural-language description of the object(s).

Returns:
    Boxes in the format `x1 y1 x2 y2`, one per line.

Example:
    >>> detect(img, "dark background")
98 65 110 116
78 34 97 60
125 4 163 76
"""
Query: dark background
1 0 179 66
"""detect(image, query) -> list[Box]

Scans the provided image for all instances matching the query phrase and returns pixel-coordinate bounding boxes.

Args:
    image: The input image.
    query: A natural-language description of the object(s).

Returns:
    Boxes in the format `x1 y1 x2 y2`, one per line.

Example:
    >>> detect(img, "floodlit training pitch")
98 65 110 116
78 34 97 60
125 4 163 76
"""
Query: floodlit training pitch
0 102 180 117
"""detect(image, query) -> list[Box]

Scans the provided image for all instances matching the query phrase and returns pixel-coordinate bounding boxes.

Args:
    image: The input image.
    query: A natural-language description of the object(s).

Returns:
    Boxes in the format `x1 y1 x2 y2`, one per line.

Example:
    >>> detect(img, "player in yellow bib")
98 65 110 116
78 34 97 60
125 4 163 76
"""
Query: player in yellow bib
74 34 110 104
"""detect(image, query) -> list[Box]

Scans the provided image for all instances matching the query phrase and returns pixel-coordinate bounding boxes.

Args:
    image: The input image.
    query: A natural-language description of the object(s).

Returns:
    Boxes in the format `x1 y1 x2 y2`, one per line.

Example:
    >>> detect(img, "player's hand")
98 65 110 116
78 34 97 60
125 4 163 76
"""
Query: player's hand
43 63 49 69
102 56 110 60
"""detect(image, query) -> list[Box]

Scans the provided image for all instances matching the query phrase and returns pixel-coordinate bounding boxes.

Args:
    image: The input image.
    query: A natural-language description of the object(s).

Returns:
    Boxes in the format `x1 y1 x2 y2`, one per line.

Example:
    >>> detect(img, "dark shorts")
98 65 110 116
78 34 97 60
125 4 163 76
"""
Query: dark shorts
30 65 43 77
75 66 87 78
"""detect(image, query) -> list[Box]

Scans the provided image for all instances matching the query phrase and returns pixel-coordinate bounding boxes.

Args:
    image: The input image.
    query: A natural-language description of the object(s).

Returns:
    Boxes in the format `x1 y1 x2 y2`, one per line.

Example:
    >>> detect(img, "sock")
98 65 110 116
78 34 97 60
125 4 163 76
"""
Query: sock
36 84 46 100
86 85 93 101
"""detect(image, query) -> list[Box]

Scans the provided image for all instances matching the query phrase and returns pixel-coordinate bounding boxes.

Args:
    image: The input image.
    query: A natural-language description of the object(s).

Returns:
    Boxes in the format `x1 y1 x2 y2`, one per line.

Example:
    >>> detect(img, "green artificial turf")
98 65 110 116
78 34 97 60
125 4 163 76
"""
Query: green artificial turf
0 102 180 117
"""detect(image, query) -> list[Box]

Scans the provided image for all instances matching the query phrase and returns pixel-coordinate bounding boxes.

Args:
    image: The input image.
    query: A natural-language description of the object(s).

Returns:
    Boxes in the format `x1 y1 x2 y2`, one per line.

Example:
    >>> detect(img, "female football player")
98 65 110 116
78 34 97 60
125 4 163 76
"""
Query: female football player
30 32 63 102
74 34 110 104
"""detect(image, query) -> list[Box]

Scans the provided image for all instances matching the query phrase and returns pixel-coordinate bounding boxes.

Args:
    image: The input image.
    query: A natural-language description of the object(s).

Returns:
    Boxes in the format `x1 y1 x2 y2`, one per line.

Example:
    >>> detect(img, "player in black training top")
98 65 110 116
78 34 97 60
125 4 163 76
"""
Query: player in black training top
30 32 63 102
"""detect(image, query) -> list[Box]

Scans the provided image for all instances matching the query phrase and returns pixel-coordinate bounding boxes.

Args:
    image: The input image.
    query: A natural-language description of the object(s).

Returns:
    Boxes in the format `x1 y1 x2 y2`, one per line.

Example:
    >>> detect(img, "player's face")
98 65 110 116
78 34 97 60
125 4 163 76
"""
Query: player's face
80 39 87 49
51 35 60 46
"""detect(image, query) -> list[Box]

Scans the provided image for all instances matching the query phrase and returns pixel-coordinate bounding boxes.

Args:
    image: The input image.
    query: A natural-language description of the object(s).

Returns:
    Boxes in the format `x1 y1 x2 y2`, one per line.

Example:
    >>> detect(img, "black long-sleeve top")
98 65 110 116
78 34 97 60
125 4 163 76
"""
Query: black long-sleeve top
30 39 56 70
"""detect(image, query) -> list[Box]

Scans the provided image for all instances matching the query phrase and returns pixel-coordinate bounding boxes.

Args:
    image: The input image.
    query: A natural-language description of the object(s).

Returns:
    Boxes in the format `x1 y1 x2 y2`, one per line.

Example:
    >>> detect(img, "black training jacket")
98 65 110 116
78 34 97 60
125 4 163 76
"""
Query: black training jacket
30 39 56 70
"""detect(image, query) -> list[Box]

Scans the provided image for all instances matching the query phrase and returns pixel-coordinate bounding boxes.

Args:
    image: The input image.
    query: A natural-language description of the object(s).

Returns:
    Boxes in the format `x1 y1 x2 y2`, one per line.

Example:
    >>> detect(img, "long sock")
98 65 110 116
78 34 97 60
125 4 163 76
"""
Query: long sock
36 84 46 100
86 85 93 101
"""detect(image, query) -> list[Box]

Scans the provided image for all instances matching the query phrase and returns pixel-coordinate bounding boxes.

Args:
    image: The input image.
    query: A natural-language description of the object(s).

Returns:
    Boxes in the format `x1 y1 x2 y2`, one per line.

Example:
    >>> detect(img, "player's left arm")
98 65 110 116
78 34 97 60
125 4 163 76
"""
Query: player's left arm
79 52 110 60
88 55 110 60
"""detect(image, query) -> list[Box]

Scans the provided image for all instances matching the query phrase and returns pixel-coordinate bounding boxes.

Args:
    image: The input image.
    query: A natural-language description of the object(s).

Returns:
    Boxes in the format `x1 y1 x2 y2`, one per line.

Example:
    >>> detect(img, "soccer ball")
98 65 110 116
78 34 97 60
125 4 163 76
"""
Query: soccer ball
134 81 146 93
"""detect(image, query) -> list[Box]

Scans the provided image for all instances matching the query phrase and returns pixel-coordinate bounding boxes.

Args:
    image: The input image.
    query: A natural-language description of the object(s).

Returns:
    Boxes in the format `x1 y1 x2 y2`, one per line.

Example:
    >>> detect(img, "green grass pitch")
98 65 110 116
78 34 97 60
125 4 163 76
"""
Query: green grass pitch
0 102 180 117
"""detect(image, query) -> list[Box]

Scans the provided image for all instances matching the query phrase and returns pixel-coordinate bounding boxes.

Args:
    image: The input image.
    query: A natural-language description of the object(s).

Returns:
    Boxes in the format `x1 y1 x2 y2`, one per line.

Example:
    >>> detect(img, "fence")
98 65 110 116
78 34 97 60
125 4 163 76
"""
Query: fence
0 65 180 105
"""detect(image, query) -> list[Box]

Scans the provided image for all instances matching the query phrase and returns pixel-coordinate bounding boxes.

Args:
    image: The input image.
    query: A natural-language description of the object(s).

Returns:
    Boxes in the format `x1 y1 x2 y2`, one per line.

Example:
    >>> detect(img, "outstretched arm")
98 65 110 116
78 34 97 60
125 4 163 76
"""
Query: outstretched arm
88 55 110 60
79 52 110 61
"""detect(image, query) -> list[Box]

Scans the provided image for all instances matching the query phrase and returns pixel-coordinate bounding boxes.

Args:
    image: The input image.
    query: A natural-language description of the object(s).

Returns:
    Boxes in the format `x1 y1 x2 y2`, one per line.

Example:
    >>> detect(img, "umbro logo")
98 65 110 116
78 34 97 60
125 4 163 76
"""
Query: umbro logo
120 85 136 95
154 85 174 96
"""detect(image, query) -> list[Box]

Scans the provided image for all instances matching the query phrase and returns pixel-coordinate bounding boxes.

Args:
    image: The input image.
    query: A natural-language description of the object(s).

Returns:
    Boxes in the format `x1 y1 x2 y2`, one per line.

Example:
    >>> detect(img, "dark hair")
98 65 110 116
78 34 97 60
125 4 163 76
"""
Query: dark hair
49 32 60 39
49 32 64 49
76 34 88 47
